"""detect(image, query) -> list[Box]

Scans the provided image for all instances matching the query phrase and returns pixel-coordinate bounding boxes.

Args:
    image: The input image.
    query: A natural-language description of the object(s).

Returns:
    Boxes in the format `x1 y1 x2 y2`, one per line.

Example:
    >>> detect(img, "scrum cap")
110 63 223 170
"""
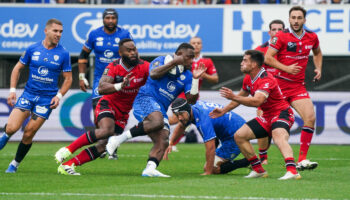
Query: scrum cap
103 8 118 19
171 98 192 116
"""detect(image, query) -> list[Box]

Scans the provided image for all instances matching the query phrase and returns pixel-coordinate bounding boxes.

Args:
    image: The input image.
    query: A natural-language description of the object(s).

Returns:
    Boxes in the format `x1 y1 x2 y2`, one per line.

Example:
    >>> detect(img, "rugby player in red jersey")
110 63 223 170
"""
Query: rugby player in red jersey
210 50 300 180
54 39 150 175
265 6 323 170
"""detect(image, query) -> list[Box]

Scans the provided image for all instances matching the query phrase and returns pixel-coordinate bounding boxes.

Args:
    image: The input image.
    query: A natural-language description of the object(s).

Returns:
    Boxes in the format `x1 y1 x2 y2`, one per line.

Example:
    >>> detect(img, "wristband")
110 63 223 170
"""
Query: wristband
79 73 85 81
9 88 16 93
190 78 199 95
114 83 122 91
56 92 63 100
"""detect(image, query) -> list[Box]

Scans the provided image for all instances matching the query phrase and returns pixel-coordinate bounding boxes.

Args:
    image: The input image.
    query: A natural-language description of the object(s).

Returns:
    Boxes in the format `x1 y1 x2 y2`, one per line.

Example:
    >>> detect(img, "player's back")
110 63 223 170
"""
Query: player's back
101 59 149 113
242 69 289 117
270 29 319 82
137 56 193 109
22 41 71 96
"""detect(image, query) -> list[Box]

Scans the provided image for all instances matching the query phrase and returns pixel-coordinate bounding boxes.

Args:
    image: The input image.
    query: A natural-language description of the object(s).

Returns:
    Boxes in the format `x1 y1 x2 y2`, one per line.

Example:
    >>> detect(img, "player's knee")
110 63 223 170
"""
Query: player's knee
151 119 164 131
22 132 35 144
304 114 316 126
4 123 19 135
100 127 115 138
234 133 243 143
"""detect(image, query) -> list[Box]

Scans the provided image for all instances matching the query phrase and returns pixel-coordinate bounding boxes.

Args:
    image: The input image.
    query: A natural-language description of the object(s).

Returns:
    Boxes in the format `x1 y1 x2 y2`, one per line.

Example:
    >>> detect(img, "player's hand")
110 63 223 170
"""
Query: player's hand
313 68 322 82
79 78 89 92
200 172 212 176
172 54 185 66
121 72 134 89
163 145 173 160
209 108 225 118
286 63 302 75
192 62 207 79
219 87 236 100
50 96 60 109
7 92 16 107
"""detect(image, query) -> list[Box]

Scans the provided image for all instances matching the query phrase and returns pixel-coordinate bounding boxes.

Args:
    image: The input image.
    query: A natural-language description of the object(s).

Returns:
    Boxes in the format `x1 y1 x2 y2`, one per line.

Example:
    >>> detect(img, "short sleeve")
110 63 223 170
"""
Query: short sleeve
256 77 275 96
103 62 116 78
242 75 250 92
19 48 31 65
84 31 94 50
183 71 193 94
313 34 320 50
269 32 284 52
62 51 72 72
205 59 217 75
196 114 216 142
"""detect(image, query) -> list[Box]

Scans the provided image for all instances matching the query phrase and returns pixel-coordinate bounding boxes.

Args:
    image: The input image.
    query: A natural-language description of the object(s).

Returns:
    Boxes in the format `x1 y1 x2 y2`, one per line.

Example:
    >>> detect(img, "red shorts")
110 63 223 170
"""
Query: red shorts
94 99 129 129
277 78 310 103
247 107 294 138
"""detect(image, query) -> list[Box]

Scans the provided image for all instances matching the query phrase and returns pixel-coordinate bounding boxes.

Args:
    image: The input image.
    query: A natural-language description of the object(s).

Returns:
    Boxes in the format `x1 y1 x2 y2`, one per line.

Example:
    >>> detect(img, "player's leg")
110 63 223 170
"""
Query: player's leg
291 98 318 170
6 114 46 173
0 108 30 150
234 120 267 178
141 128 170 178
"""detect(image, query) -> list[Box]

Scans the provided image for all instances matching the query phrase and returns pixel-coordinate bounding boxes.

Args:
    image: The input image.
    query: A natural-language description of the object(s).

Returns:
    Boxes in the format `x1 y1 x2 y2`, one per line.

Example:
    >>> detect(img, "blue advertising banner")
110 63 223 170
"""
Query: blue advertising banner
0 6 223 55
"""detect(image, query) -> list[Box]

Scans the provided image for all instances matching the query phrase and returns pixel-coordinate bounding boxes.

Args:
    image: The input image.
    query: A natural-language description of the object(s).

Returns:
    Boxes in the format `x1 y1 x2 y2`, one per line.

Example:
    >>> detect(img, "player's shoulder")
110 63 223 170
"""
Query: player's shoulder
56 44 69 53
27 41 42 51
137 59 150 69
109 58 121 68
304 29 318 38
151 56 165 66
260 41 269 48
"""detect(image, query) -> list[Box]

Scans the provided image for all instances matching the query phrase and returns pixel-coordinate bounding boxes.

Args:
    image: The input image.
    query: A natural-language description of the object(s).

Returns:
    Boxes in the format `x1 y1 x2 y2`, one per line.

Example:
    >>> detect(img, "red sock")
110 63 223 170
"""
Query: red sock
173 134 185 145
299 126 314 162
248 155 265 173
63 149 93 166
259 148 268 162
67 131 95 153
285 157 297 174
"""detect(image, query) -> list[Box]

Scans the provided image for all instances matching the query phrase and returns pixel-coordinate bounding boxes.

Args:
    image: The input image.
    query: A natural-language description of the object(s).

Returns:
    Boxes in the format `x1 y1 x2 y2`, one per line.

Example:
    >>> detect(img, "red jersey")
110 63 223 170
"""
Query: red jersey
178 55 217 99
269 28 319 83
101 59 149 113
242 68 289 117
255 41 277 75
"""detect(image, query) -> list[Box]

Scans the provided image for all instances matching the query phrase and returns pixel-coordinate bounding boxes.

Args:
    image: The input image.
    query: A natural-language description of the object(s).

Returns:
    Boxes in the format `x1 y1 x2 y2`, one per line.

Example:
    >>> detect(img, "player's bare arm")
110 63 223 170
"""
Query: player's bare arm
202 73 219 84
8 61 25 107
150 55 183 80
78 46 92 92
184 64 207 104
265 48 301 75
50 71 72 109
202 139 216 175
232 91 267 107
163 122 186 160
312 46 323 82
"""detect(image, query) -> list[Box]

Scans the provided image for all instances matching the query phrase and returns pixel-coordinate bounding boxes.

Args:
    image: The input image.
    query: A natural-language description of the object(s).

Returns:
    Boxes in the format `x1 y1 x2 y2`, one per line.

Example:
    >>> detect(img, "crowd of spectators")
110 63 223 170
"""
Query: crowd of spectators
0 0 348 4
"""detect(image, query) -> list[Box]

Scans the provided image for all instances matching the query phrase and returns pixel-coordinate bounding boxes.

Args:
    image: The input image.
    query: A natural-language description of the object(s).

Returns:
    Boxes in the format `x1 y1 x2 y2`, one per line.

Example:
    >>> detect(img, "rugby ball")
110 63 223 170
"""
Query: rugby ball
164 54 184 76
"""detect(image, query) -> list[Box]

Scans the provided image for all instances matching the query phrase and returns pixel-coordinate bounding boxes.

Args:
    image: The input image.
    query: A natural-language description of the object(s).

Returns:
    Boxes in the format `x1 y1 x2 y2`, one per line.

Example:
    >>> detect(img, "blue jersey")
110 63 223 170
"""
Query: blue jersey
20 41 71 96
191 101 246 142
84 26 132 99
136 56 193 110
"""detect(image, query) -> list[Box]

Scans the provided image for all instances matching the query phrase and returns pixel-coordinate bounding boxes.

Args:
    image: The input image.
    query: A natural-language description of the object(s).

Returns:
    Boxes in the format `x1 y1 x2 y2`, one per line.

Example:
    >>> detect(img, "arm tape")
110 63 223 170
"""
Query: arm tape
79 49 90 60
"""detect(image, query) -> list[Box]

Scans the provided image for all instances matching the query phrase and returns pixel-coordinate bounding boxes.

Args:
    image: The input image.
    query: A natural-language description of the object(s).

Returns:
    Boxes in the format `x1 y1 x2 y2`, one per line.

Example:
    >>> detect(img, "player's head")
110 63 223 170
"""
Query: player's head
119 38 139 67
269 19 284 38
44 18 63 46
289 6 306 33
190 37 202 55
103 8 118 32
175 43 195 70
171 98 192 127
241 50 264 74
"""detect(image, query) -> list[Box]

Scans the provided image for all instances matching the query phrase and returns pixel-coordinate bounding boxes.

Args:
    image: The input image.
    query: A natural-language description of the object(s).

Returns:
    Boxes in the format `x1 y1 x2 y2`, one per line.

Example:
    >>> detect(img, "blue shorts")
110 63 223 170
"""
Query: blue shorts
216 138 241 161
14 91 53 119
133 94 170 129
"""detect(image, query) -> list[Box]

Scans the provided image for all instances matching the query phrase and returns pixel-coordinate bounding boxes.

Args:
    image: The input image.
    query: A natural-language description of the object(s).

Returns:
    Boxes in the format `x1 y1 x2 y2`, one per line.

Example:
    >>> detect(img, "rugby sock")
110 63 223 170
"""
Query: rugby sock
259 148 268 163
285 157 297 174
299 126 314 162
220 158 250 174
130 122 146 138
67 131 97 153
10 160 20 168
14 141 32 163
248 155 265 173
173 134 184 145
145 157 159 170
63 146 100 166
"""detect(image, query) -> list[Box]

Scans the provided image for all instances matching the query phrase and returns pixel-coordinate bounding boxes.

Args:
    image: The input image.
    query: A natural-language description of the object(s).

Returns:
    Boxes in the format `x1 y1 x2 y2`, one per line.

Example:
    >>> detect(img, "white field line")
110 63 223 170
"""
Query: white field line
0 192 344 200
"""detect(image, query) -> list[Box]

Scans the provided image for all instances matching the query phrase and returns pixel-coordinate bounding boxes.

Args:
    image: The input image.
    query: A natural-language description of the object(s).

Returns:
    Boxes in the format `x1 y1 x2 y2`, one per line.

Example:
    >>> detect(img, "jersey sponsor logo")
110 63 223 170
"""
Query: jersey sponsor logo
159 88 175 100
96 37 103 41
54 55 59 61
287 42 297 52
115 37 120 44
94 87 99 96
133 77 144 83
271 37 278 45
33 51 40 55
32 55 39 61
104 50 114 58
35 105 48 114
297 93 308 97
103 68 109 75
38 66 49 76
32 74 53 83
180 74 185 80
305 45 313 50
167 81 176 92
19 98 30 105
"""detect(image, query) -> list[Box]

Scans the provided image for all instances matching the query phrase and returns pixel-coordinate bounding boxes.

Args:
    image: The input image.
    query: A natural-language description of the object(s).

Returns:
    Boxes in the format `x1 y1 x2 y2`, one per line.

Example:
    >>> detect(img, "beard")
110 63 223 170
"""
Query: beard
103 23 116 32
122 55 139 67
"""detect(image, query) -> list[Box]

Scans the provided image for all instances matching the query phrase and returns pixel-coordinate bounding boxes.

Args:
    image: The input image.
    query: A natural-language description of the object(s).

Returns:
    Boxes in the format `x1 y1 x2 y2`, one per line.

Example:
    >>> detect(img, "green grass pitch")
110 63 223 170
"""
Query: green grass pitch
0 142 349 200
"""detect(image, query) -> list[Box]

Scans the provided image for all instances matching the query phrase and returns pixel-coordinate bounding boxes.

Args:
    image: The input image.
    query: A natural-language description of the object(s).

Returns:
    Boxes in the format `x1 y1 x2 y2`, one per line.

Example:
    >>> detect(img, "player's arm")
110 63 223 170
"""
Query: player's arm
312 46 323 82
185 64 207 104
230 90 267 107
150 55 183 80
163 123 186 160
209 88 248 118
78 46 92 92
201 73 219 84
50 71 72 109
7 61 26 106
202 139 216 175
265 47 301 75
98 73 133 95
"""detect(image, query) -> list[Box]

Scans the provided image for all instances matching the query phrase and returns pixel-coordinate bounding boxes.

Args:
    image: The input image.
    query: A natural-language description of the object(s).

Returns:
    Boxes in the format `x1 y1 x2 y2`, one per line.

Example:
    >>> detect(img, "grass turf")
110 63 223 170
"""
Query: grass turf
0 142 349 200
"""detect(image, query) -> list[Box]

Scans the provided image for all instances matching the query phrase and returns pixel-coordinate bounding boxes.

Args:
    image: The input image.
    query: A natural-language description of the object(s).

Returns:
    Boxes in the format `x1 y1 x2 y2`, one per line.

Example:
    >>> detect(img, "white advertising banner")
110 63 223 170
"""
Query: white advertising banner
223 5 350 56
0 90 349 144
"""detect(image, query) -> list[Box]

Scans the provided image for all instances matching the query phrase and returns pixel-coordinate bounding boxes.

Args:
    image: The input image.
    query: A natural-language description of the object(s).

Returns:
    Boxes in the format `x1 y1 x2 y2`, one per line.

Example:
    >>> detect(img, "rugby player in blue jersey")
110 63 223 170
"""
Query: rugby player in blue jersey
164 99 249 175
78 8 132 159
106 43 206 177
0 19 72 173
